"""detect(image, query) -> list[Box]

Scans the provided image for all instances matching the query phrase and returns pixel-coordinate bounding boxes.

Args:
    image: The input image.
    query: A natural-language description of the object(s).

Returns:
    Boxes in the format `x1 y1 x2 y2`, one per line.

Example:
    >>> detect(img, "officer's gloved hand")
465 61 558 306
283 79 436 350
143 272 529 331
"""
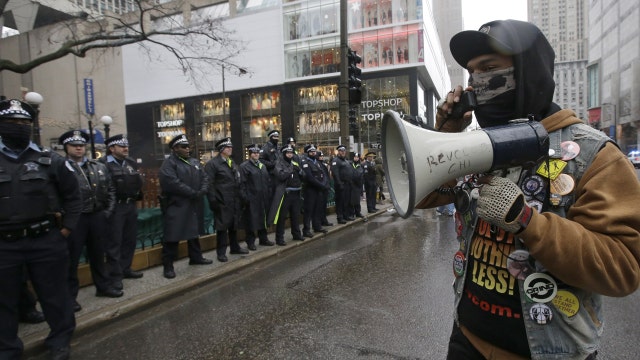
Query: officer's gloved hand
476 176 533 234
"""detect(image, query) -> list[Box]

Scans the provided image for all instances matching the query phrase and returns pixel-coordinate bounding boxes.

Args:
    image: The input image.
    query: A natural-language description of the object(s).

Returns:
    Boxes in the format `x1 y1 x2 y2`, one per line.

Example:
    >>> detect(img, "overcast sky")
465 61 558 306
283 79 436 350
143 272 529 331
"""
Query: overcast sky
462 0 528 30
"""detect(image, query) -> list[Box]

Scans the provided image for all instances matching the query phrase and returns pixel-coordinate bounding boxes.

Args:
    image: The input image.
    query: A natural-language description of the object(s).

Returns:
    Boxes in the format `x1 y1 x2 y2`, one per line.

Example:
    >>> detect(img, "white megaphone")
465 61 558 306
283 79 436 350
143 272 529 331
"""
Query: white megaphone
381 110 549 218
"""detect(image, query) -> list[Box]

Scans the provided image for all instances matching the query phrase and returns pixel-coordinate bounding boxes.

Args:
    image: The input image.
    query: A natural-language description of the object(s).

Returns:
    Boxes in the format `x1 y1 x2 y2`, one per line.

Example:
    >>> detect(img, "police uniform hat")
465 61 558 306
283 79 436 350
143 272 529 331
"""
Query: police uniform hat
281 144 294 153
286 137 295 143
215 137 233 151
246 144 261 153
168 134 189 148
59 130 89 145
365 152 376 158
336 145 347 151
317 151 324 157
105 134 129 147
0 99 35 121
353 152 361 158
268 130 280 139
304 144 317 153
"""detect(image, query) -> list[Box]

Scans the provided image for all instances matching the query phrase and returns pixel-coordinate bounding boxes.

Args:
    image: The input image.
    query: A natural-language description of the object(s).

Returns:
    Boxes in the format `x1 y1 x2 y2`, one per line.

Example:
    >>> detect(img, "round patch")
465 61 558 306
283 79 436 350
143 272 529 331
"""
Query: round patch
452 251 466 277
507 250 534 280
527 200 543 213
551 290 580 318
530 303 553 325
521 175 544 196
523 273 558 303
560 141 580 161
550 174 575 196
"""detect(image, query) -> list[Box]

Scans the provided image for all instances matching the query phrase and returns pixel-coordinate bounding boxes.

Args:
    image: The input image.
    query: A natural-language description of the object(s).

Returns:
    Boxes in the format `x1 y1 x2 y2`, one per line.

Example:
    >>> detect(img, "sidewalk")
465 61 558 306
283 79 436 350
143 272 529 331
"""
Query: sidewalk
20 197 394 357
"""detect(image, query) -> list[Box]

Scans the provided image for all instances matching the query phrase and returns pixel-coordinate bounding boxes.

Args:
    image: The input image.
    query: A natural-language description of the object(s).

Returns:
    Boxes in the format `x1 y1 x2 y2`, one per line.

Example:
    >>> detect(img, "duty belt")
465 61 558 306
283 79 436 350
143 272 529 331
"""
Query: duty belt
117 197 137 204
0 220 54 241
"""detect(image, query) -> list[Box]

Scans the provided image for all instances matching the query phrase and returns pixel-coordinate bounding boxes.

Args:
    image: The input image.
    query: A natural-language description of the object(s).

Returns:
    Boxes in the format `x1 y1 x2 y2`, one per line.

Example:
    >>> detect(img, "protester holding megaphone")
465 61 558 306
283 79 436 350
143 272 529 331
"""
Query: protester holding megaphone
386 19 640 360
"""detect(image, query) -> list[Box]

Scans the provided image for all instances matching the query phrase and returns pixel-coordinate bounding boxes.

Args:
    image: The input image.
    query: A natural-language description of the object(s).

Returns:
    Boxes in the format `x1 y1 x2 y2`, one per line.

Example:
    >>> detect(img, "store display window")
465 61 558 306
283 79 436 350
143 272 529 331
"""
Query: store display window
155 103 186 155
294 84 340 151
241 91 282 157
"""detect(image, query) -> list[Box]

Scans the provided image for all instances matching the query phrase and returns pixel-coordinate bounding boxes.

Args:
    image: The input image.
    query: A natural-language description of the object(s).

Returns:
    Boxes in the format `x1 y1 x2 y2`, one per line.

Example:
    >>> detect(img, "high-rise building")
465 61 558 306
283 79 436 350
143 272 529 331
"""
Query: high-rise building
586 0 640 153
528 0 589 121
433 0 465 91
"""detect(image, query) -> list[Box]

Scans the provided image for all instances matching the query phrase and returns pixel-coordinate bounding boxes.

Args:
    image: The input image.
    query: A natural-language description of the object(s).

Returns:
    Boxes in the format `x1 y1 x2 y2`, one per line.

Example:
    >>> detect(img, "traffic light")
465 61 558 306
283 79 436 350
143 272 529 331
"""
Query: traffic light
347 48 362 105
376 133 381 143
348 106 358 132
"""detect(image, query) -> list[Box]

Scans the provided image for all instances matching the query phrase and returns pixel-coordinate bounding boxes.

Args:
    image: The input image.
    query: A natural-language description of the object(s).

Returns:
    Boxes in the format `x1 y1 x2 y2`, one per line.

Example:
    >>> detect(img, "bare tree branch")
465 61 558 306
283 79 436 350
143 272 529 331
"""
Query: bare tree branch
0 0 247 85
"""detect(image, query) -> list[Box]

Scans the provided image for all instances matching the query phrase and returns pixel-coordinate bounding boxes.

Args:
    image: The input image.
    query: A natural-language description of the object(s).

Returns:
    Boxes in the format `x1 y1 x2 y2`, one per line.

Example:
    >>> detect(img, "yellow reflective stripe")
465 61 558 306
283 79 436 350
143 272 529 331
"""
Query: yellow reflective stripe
273 194 285 224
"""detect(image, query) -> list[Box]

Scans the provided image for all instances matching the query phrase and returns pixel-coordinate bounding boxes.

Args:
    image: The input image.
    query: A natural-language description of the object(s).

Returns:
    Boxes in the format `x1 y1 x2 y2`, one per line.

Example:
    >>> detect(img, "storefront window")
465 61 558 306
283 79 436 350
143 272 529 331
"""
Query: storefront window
358 75 410 151
241 90 282 158
154 103 186 158
294 83 339 156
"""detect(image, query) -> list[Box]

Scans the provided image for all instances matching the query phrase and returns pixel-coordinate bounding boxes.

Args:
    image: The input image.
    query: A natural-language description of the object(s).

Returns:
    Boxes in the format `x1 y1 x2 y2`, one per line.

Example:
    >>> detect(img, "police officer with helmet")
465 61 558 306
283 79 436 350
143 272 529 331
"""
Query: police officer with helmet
59 130 122 313
0 99 82 360
99 134 144 289
300 144 328 237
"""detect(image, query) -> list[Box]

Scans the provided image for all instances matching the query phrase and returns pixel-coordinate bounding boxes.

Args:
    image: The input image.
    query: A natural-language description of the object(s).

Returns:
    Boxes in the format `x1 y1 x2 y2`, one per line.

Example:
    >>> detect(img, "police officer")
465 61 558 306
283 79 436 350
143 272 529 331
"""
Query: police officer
268 145 305 244
158 134 212 279
331 145 352 224
205 138 248 262
349 153 365 218
363 152 378 213
300 144 328 237
99 134 144 289
317 151 333 227
259 129 280 175
239 144 274 250
59 130 122 312
0 99 82 360
285 136 301 163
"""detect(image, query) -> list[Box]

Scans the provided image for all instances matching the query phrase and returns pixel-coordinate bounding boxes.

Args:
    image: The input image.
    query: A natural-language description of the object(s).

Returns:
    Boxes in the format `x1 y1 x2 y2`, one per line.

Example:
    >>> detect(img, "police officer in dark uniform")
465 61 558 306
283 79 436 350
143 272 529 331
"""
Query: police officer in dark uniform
317 151 333 227
159 134 212 279
300 144 328 237
99 134 144 289
59 130 122 313
330 145 352 224
285 136 301 163
349 153 365 218
239 144 274 250
363 152 378 213
205 138 248 262
268 145 304 244
259 129 280 175
0 99 82 360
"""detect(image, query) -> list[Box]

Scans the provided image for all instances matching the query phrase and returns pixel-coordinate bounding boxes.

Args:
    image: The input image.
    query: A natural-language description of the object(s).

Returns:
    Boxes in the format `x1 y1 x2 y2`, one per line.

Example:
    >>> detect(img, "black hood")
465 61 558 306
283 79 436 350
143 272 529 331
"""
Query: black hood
450 19 558 121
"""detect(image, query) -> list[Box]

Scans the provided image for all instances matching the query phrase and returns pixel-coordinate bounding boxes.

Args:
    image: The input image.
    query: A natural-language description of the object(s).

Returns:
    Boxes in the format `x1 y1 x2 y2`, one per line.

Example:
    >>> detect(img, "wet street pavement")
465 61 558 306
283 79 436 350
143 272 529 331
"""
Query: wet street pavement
28 208 640 359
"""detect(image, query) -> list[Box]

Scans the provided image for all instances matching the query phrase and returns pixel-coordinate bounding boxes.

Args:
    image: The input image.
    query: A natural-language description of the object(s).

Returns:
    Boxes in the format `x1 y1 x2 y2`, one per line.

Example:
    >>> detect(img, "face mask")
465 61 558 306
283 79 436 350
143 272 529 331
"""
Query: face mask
469 66 517 127
0 123 32 150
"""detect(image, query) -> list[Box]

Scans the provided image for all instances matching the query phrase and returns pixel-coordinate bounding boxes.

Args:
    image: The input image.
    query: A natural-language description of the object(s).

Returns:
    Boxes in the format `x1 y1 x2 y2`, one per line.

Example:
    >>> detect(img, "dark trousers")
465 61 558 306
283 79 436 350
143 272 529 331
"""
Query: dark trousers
216 229 241 257
106 202 138 280
275 190 302 241
0 231 75 358
67 212 113 298
320 189 330 225
302 187 323 232
161 239 203 266
245 229 269 247
18 273 38 317
364 180 377 211
334 185 351 221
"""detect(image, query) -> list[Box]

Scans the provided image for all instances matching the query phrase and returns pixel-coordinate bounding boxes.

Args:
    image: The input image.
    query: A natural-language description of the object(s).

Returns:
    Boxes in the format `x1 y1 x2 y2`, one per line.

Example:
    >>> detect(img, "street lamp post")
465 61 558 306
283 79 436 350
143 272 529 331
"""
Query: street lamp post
100 115 113 139
24 92 43 146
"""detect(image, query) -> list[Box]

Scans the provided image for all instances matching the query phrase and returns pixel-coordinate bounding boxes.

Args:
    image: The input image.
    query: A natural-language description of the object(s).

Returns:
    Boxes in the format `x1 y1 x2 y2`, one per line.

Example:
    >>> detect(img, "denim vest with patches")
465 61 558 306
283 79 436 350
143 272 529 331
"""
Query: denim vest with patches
452 123 611 360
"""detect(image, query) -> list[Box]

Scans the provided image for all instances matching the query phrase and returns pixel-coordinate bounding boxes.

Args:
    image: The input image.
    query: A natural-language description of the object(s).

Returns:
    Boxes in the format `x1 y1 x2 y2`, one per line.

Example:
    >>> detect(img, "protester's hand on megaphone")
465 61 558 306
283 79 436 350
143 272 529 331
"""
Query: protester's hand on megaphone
436 85 473 132
476 176 533 234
